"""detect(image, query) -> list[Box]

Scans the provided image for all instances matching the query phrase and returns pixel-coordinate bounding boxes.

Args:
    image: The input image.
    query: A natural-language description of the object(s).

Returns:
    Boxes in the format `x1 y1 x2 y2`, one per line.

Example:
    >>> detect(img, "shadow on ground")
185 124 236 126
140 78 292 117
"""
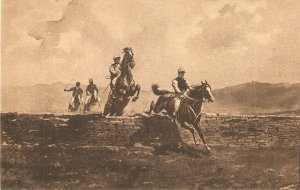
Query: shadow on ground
128 114 209 157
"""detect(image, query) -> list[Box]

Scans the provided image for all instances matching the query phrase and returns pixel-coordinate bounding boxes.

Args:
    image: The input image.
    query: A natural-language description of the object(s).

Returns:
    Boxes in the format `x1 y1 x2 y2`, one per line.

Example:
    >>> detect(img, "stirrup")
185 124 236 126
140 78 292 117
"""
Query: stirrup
112 93 117 99
173 111 177 117
162 110 168 115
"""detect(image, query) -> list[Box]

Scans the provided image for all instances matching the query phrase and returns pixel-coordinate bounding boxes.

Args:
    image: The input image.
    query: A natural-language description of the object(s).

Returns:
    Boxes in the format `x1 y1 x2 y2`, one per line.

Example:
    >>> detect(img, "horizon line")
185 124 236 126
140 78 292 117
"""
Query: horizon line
1 81 299 90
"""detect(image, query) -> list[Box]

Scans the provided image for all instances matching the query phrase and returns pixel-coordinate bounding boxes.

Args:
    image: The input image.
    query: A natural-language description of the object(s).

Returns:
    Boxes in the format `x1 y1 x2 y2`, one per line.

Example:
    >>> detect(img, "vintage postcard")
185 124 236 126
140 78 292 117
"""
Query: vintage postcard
1 0 299 189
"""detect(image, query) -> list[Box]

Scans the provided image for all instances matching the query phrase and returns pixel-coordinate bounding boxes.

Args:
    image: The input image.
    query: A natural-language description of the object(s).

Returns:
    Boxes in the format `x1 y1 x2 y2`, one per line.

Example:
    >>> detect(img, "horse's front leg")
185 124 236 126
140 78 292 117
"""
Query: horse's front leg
181 122 200 145
132 84 141 102
193 123 212 153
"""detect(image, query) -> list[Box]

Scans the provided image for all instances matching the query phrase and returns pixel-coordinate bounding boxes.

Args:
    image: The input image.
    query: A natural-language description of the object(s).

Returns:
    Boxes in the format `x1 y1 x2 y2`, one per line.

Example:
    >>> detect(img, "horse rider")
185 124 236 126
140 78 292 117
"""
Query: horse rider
172 67 192 117
109 56 121 98
84 78 99 106
64 82 83 111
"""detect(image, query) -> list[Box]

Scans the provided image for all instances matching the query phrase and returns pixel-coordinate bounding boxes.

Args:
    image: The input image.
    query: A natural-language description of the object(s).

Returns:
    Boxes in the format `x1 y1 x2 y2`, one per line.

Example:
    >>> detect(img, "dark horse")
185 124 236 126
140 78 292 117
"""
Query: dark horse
69 96 81 112
103 49 141 116
147 80 215 152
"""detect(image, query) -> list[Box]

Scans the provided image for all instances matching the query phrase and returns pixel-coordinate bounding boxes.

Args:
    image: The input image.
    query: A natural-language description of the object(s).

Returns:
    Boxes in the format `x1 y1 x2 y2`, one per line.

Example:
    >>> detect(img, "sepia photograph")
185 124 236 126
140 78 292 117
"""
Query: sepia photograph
1 0 299 189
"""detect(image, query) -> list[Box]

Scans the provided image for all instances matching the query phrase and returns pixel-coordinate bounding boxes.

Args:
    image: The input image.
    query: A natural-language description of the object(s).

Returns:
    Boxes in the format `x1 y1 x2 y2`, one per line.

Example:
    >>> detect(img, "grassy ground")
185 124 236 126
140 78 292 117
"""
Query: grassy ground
1 143 299 189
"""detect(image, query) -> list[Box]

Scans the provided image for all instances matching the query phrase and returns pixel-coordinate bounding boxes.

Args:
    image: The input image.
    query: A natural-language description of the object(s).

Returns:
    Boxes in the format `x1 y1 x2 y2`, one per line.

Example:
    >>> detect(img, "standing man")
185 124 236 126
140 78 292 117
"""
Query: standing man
172 67 192 117
64 82 83 112
109 56 121 98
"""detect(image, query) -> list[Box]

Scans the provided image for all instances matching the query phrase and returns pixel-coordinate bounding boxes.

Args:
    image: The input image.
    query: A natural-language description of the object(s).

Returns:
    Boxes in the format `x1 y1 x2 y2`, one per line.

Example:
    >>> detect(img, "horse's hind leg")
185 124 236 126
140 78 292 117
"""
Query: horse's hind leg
115 109 124 116
181 122 200 145
103 101 111 116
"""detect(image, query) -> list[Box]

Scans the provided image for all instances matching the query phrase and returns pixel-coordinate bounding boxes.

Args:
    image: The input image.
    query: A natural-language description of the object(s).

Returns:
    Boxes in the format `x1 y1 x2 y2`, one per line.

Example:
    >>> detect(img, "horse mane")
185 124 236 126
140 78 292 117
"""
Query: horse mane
188 84 205 100
191 84 204 91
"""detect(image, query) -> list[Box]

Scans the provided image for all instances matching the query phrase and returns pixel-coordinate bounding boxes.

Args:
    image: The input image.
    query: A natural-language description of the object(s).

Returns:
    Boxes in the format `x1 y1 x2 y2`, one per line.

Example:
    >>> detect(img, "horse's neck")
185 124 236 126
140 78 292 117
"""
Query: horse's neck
188 91 204 114
120 66 133 83
120 55 133 82
191 100 203 115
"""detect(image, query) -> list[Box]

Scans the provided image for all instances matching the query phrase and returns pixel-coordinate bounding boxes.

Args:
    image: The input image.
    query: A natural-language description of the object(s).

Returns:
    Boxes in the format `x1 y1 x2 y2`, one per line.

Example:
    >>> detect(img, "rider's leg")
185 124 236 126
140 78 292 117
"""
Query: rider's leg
68 96 75 111
93 91 99 102
111 76 119 98
84 95 91 104
84 94 91 111
111 79 116 98
173 95 181 117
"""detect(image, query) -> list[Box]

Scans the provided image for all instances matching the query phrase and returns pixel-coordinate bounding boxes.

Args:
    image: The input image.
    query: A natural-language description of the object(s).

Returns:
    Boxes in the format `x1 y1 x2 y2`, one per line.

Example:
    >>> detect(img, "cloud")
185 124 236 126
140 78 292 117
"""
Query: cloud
56 30 81 52
187 0 269 54
2 0 300 89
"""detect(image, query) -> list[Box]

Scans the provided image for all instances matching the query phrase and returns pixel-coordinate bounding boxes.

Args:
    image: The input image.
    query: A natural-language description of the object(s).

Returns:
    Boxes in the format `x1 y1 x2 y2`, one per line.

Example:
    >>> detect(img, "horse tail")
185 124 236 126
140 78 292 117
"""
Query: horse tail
152 84 171 96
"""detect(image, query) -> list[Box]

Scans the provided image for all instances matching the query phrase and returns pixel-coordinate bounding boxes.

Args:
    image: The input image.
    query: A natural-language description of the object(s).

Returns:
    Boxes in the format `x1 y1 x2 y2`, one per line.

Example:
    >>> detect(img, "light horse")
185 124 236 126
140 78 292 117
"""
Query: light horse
147 81 215 153
103 49 141 116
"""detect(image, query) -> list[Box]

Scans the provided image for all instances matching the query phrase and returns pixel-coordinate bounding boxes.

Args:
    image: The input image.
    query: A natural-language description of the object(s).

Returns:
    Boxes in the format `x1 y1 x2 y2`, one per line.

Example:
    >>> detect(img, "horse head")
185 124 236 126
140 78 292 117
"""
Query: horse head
122 48 135 69
189 80 215 102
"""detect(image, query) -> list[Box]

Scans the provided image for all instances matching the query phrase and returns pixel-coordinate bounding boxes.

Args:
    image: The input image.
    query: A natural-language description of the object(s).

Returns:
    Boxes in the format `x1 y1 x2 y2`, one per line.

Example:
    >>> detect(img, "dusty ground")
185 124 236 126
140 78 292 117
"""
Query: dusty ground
1 142 299 189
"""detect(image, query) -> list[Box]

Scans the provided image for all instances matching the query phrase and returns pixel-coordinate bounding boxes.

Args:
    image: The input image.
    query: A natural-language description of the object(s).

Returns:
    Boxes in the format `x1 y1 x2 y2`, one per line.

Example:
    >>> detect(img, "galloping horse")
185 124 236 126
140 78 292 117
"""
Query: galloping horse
103 49 141 116
147 81 215 153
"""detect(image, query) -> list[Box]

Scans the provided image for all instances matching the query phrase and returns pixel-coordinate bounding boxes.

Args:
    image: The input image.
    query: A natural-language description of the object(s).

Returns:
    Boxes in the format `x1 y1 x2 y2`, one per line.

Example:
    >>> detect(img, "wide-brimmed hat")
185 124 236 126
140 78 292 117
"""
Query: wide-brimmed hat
113 56 121 61
178 67 186 73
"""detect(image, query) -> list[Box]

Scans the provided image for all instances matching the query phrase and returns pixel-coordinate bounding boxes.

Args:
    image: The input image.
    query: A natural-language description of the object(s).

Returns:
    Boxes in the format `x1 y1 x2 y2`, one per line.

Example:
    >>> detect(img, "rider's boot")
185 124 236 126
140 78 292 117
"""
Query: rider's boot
111 88 117 99
173 109 178 118
173 97 181 118
68 104 72 112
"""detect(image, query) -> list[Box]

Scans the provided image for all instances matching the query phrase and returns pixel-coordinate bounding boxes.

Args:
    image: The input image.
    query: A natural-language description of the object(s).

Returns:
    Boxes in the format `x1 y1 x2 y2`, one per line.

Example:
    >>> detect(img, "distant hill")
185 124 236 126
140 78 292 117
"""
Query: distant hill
203 81 300 115
1 81 300 115
1 82 156 115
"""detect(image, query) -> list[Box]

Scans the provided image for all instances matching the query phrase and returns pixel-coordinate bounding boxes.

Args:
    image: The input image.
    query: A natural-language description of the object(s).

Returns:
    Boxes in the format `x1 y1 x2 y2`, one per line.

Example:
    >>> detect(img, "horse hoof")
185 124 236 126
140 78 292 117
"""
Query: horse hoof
162 110 168 115
206 147 212 154
144 111 152 116
132 97 139 102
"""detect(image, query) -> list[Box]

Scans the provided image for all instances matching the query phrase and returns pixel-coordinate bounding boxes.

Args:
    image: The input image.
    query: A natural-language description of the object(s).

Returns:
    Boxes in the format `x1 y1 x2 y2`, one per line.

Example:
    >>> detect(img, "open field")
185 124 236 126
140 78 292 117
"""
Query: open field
1 145 299 189
1 139 299 189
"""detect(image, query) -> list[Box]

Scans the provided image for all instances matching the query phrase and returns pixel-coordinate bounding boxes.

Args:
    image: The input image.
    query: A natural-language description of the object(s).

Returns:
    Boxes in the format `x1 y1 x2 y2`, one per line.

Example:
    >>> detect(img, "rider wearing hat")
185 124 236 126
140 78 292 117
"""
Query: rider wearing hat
64 82 83 111
172 67 192 117
109 56 121 98
84 78 99 108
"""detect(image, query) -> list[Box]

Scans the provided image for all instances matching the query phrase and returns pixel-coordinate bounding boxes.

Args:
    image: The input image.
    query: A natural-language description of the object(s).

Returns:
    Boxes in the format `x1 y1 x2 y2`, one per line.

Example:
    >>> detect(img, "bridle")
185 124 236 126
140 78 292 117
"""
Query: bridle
199 84 213 102
187 84 211 102
187 85 211 124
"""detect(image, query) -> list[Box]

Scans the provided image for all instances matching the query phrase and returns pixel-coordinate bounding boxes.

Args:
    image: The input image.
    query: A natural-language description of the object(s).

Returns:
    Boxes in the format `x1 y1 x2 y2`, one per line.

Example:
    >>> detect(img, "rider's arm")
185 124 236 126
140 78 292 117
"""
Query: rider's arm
64 87 74 92
109 65 118 75
172 79 182 94
94 85 99 94
86 86 90 95
79 89 83 101
185 79 193 90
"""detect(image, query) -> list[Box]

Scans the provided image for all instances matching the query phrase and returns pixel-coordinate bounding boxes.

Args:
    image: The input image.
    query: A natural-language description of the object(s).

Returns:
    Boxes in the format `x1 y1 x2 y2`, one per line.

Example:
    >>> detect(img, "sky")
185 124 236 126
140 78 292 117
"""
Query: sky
2 0 300 90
